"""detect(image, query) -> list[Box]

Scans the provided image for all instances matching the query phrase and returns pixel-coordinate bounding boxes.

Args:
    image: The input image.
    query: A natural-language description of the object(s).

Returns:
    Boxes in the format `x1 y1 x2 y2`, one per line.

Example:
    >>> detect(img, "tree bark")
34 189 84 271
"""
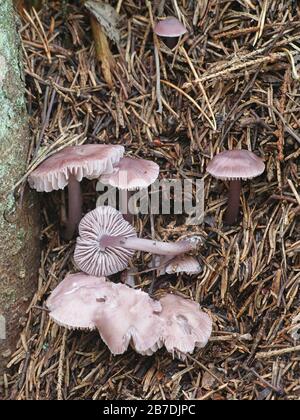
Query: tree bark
0 0 40 376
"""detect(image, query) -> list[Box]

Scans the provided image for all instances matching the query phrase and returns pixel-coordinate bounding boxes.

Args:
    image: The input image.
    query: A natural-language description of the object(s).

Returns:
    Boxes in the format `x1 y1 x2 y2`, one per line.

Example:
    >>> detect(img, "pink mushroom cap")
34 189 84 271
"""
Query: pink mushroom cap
165 255 202 275
207 150 265 181
94 283 163 355
99 157 159 190
47 274 163 355
158 294 212 357
74 206 137 277
154 17 187 38
28 144 125 192
46 273 113 330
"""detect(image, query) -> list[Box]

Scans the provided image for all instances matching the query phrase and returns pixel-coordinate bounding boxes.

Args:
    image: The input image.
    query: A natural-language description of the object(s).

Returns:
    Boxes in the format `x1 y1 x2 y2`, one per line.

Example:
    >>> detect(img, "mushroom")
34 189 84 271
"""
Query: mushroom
158 294 212 359
47 272 163 356
74 206 197 277
99 156 159 222
28 144 124 239
157 255 202 276
207 150 265 225
94 283 163 355
154 17 187 49
46 273 112 330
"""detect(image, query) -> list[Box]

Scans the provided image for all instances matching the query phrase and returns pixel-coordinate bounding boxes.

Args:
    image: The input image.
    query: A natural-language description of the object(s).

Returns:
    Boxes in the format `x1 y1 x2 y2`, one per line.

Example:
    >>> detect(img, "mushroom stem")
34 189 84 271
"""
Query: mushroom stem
224 180 242 225
162 36 179 49
120 190 133 224
63 175 83 240
100 235 195 257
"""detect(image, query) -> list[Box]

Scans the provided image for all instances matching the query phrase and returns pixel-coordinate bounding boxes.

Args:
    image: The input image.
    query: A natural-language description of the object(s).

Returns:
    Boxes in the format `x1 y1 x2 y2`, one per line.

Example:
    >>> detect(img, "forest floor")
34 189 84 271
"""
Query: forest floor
2 0 300 400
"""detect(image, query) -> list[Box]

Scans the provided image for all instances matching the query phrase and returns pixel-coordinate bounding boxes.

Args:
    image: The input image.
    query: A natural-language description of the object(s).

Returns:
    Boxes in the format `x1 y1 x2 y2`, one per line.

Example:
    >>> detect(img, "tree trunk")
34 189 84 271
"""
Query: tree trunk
0 0 40 376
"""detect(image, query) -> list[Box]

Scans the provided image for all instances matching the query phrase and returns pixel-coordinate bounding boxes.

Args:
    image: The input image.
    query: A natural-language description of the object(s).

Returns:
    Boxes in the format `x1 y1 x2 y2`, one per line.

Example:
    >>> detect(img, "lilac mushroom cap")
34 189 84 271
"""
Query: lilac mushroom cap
28 144 125 239
94 283 163 355
155 255 202 276
74 206 137 277
46 273 112 330
154 17 187 38
206 150 265 181
207 150 265 225
99 157 159 222
158 294 212 358
74 206 197 277
165 255 202 276
100 157 159 191
29 144 125 192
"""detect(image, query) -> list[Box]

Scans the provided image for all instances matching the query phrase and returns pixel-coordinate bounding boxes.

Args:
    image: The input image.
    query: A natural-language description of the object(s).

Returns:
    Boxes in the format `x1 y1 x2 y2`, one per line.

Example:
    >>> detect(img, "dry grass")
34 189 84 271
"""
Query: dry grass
2 0 300 400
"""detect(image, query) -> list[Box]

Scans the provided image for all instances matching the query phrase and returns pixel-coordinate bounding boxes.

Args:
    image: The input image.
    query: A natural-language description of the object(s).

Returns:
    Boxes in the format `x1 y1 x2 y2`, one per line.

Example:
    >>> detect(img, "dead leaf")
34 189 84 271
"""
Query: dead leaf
85 0 120 44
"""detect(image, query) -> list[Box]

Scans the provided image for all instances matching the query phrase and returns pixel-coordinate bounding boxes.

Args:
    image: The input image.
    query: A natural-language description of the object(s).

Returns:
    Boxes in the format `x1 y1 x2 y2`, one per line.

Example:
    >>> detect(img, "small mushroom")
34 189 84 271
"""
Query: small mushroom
28 144 124 239
154 17 187 49
46 273 112 330
207 150 265 225
74 206 197 277
99 157 159 222
158 294 212 359
165 255 202 276
154 255 202 276
94 283 163 355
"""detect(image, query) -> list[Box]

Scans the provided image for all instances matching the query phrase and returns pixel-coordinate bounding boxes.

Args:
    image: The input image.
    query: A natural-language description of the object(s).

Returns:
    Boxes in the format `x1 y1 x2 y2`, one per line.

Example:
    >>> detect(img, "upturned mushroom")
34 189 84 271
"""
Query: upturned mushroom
28 144 124 239
99 156 159 222
207 149 265 225
157 255 202 276
158 294 212 359
46 272 111 330
74 206 197 277
94 283 163 355
47 272 163 355
154 17 187 49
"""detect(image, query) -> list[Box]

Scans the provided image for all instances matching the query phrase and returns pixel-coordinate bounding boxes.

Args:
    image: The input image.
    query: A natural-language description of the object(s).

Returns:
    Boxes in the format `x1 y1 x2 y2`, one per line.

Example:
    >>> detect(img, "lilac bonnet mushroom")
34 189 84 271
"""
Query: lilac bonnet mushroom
46 273 112 330
154 17 187 49
74 206 197 277
47 273 164 356
94 283 163 355
207 150 265 225
99 157 159 222
162 255 202 276
28 144 124 239
158 294 212 359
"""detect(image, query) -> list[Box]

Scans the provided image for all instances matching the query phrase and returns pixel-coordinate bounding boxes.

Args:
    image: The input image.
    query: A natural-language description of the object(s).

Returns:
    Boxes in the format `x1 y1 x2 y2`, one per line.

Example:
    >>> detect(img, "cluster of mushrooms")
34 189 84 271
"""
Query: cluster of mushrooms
27 17 266 360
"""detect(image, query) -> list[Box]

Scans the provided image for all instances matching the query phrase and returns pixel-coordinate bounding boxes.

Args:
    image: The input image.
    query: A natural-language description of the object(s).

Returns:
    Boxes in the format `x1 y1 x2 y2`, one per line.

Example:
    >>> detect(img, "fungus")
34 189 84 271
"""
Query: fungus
28 144 124 239
94 283 163 355
74 206 196 277
158 294 212 359
99 157 159 222
154 17 187 49
46 273 111 330
207 150 265 225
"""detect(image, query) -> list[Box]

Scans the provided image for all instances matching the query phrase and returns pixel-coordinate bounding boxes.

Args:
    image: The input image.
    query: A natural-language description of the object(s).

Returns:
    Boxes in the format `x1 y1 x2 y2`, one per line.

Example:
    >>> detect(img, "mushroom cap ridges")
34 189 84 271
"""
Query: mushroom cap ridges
100 157 160 190
28 144 125 192
154 17 187 38
94 284 163 355
46 273 110 330
74 206 137 277
159 294 212 355
47 276 212 358
207 150 265 180
165 255 202 275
